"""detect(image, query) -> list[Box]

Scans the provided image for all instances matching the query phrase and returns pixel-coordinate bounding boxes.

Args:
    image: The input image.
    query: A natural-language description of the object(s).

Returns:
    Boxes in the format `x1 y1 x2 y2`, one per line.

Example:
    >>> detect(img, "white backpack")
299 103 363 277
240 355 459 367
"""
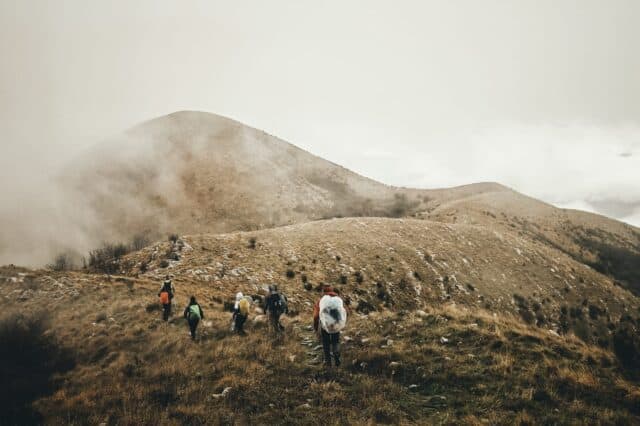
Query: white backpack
319 295 347 334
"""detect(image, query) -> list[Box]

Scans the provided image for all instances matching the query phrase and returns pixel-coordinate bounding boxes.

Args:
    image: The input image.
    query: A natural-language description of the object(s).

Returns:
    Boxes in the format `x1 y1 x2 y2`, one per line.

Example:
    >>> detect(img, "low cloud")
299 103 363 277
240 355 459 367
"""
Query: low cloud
331 123 640 227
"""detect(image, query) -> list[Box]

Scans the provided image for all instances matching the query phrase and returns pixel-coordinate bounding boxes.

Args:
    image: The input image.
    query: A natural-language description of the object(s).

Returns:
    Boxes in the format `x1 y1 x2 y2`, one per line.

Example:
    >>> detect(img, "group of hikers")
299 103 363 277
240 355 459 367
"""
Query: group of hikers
157 275 348 367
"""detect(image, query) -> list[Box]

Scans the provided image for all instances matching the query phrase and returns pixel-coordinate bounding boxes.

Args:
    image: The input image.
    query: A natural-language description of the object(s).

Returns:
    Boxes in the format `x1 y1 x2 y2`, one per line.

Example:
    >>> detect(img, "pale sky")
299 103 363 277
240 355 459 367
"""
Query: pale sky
1 0 639 226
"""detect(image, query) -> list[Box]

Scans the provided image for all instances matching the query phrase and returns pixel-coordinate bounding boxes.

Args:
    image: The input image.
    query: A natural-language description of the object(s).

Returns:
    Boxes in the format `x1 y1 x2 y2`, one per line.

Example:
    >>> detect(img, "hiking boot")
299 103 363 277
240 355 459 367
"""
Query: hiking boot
334 355 341 367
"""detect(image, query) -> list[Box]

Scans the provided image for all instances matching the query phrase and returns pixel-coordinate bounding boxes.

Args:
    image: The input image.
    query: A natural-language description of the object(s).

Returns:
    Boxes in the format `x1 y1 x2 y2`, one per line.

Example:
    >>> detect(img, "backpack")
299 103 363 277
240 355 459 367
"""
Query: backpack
189 304 201 320
159 291 170 305
319 295 347 334
271 293 287 315
238 298 250 316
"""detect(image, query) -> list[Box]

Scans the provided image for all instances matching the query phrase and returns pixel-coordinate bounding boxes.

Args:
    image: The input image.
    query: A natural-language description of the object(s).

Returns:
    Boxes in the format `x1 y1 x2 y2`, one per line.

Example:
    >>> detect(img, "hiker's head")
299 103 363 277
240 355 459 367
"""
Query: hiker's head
323 285 334 294
272 284 278 292
236 292 243 301
268 285 274 292
190 296 196 304
165 275 170 280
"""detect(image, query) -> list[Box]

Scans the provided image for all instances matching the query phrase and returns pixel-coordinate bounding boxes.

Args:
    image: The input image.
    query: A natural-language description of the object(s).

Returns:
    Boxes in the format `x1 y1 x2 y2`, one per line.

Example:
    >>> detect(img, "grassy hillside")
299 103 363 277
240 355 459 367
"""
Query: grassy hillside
1 218 639 424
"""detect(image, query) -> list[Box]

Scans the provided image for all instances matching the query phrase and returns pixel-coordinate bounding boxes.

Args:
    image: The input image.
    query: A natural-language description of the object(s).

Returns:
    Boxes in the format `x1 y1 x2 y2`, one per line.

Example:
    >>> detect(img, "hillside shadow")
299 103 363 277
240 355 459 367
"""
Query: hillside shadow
0 311 75 425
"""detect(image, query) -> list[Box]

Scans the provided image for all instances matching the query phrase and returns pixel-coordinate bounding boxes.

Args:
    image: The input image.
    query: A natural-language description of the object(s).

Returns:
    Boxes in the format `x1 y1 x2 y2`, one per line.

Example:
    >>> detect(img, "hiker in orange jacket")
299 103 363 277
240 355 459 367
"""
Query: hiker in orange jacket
158 276 175 321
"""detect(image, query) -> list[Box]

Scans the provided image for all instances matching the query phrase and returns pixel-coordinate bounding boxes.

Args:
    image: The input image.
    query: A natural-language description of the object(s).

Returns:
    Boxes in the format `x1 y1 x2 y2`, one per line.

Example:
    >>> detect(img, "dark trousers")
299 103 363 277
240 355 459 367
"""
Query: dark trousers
162 303 172 321
235 314 247 334
270 313 283 333
321 330 341 366
188 317 199 340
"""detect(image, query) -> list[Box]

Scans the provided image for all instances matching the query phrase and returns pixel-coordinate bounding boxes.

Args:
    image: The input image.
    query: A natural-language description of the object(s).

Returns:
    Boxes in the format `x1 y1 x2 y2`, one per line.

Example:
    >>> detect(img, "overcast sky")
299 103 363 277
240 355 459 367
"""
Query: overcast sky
1 0 639 226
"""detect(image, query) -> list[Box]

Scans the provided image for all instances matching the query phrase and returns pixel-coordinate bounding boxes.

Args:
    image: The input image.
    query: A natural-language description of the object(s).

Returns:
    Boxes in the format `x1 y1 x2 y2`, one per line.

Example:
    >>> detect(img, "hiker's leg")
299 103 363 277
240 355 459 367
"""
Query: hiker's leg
163 304 170 321
277 314 284 331
321 330 332 366
187 319 196 340
237 315 246 334
332 332 341 366
192 318 199 339
271 314 280 333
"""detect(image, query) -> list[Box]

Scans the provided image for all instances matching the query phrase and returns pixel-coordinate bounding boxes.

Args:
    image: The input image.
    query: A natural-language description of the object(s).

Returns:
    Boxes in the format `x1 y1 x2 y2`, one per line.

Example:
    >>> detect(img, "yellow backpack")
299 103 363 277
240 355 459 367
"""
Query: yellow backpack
238 298 250 316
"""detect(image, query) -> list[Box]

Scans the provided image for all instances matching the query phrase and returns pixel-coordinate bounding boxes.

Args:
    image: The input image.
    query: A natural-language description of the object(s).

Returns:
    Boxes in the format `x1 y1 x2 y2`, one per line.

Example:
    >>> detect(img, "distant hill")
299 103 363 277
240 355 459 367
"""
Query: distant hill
57 111 639 294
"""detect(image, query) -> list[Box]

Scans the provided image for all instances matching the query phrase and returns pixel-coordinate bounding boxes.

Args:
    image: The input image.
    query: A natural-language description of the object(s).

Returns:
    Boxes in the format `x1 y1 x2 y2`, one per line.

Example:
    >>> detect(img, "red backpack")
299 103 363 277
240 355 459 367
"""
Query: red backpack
159 291 170 305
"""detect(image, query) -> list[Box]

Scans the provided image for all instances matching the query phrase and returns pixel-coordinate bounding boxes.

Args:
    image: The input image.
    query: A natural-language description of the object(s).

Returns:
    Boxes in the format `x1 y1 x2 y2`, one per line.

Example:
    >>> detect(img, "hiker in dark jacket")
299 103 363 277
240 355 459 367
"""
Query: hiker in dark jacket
158 276 175 321
264 284 287 333
183 296 204 340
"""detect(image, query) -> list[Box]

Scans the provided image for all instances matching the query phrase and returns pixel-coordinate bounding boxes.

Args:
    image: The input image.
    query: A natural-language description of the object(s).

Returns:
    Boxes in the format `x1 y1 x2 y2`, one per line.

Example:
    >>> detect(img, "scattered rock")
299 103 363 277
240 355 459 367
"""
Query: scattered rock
212 387 232 398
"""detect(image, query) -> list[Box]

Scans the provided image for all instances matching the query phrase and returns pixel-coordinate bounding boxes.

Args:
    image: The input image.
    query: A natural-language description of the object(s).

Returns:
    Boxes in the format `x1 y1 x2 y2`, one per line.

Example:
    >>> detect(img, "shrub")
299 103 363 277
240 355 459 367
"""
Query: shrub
168 234 179 243
301 274 308 283
339 275 348 285
285 269 295 279
248 237 257 249
131 233 150 251
88 243 130 274
48 253 73 271
613 321 640 372
0 311 74 424
355 271 364 284
159 260 170 268
588 304 604 320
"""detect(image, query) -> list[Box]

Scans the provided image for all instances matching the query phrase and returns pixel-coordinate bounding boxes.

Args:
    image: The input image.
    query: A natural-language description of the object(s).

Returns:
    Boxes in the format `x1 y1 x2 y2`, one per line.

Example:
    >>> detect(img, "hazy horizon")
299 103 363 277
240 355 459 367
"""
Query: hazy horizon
1 0 639 259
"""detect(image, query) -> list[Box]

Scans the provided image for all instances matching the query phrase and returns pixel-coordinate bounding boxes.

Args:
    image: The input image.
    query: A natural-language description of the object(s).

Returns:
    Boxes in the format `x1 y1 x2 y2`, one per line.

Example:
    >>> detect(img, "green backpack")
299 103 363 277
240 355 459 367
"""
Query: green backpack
189 304 201 320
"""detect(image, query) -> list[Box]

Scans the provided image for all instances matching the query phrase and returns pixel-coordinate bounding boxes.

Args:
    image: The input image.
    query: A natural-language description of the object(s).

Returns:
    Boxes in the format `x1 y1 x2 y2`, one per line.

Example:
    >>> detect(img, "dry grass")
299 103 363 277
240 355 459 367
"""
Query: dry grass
1 257 638 425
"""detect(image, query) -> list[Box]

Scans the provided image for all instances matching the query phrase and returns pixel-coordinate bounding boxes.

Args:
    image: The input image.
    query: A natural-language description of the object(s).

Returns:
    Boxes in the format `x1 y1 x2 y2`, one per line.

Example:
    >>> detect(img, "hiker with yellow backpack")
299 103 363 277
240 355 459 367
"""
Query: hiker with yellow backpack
158 275 175 321
183 296 204 340
232 292 250 335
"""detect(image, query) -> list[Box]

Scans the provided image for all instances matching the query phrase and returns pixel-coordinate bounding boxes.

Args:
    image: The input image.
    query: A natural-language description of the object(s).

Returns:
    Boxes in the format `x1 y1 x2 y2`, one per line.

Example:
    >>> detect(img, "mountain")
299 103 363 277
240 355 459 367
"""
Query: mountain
1 111 639 424
61 110 640 295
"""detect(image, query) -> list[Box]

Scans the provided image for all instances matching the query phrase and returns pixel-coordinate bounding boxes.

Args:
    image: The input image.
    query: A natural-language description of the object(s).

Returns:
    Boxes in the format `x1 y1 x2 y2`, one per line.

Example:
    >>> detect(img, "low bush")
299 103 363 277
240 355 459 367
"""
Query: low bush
48 253 74 271
248 237 257 249
87 242 130 274
131 233 151 251
613 321 640 373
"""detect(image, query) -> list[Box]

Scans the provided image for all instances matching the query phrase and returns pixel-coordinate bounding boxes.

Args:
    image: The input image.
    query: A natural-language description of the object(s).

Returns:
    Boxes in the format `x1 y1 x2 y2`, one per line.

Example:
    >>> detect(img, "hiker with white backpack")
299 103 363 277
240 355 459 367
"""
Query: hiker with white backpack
313 285 347 367
183 296 204 340
264 284 288 333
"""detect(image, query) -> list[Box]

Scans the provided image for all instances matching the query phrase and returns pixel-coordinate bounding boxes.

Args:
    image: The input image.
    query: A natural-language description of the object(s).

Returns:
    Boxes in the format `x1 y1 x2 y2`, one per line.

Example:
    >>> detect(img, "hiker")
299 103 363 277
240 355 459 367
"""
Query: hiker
264 284 288 333
313 285 347 367
183 296 204 340
158 275 175 321
232 292 250 335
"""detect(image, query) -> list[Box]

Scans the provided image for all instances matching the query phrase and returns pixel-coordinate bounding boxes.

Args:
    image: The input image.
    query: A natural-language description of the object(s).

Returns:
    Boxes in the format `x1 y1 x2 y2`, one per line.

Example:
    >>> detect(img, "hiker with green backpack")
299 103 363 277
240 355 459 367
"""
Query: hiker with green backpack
183 296 204 340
